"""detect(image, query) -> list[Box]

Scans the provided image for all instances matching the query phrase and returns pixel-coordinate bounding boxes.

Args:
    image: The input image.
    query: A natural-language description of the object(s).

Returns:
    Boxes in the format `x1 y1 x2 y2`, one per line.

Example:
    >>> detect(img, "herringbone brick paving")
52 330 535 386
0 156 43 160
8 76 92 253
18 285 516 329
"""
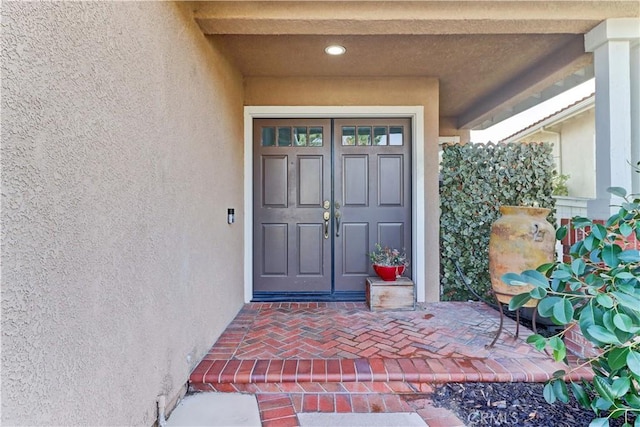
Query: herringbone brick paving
204 302 550 360
190 301 593 426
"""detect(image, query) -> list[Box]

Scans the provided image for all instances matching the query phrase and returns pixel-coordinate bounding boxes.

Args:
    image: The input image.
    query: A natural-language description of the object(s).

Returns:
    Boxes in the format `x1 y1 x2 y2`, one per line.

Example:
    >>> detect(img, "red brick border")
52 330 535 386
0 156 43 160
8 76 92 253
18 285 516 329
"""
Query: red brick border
191 356 592 387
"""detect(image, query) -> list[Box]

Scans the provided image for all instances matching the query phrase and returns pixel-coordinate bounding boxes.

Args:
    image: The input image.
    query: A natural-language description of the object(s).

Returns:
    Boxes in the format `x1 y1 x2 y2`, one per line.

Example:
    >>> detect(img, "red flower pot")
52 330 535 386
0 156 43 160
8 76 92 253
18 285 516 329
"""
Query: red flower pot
373 265 405 281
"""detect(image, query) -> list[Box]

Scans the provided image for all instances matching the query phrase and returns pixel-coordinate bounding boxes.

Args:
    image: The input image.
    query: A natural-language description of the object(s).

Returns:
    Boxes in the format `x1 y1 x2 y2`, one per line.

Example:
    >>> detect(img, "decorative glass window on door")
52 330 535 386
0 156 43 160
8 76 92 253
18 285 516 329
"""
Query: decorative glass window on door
358 127 371 145
261 127 324 147
342 126 403 146
389 126 404 145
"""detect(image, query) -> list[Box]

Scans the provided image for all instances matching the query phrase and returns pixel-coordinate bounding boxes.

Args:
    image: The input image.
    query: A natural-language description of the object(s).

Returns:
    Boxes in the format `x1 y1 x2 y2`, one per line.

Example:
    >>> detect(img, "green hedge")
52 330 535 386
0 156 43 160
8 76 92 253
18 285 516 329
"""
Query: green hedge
439 142 556 301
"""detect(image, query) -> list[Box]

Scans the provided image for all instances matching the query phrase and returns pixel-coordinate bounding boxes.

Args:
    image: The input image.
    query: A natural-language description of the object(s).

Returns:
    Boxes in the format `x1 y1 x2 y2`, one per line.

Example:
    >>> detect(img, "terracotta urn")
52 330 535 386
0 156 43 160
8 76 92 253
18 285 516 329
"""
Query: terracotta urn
488 206 555 307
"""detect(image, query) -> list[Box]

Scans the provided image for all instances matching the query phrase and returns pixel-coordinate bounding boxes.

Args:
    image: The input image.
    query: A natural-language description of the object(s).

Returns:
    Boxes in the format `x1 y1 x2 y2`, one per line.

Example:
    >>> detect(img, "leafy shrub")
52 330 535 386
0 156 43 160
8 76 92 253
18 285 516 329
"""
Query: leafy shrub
440 142 556 301
552 172 571 196
505 187 640 427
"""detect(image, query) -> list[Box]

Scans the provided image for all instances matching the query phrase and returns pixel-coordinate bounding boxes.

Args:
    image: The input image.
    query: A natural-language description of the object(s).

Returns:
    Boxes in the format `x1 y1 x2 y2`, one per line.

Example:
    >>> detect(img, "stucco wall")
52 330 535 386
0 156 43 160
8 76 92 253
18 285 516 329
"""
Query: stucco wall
245 77 441 302
520 109 595 198
2 2 244 425
557 110 596 198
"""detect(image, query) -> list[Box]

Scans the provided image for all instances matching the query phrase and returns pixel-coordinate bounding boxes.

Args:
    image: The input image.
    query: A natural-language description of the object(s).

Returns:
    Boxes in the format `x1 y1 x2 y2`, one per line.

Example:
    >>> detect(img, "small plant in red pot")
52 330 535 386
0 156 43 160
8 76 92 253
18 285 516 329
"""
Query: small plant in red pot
369 243 408 281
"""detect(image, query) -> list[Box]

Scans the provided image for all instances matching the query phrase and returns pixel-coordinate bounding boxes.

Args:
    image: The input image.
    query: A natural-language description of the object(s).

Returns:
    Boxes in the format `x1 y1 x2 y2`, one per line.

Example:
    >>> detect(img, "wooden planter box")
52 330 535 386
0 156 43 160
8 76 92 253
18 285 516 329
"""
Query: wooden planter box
366 277 415 311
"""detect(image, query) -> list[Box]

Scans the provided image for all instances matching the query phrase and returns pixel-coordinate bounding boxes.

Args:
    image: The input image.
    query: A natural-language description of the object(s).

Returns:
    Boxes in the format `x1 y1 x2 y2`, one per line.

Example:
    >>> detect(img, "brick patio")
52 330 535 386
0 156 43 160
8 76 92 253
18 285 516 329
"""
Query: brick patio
189 301 593 426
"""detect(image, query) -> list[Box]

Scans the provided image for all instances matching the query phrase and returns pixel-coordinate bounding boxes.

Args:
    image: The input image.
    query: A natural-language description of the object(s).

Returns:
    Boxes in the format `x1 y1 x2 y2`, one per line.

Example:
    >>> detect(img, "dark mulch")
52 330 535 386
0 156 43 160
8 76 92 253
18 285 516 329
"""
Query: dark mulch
429 382 635 427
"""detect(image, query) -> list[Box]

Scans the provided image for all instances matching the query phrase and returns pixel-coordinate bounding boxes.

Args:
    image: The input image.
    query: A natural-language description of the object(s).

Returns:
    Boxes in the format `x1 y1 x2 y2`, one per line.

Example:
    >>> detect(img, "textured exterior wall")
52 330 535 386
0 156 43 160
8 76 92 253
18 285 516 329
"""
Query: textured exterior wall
520 109 595 198
2 2 244 425
557 110 596 198
245 77 441 302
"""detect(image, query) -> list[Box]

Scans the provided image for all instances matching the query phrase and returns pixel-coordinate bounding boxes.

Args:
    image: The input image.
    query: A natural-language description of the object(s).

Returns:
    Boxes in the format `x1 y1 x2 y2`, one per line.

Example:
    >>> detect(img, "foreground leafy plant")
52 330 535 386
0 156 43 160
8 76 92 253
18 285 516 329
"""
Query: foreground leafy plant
504 187 640 427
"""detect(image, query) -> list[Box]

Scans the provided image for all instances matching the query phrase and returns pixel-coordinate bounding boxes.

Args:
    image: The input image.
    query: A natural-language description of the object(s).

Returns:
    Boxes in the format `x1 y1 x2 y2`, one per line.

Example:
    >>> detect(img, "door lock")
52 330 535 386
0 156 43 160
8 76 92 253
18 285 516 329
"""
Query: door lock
323 200 331 210
323 211 330 239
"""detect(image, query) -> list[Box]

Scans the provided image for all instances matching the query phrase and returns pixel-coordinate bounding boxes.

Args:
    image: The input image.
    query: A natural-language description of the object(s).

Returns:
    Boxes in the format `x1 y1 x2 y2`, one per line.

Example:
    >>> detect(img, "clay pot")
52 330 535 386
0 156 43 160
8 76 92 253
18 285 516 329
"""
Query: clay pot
373 265 406 281
488 206 555 307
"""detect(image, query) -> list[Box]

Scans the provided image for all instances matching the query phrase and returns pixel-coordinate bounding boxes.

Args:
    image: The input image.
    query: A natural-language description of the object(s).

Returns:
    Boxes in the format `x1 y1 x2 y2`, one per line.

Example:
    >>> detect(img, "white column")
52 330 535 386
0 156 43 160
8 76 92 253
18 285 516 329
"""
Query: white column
631 42 640 193
584 18 640 219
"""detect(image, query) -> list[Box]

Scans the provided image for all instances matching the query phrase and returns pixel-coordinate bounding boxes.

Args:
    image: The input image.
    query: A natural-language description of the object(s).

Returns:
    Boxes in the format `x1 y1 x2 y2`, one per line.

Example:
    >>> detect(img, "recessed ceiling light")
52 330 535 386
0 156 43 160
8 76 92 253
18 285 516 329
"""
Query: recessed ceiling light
325 45 346 56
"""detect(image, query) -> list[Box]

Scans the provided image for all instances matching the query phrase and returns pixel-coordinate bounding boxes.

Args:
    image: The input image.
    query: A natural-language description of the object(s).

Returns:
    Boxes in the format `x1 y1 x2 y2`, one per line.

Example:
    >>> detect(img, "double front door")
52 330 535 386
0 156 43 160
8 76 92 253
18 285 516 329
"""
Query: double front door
253 118 411 300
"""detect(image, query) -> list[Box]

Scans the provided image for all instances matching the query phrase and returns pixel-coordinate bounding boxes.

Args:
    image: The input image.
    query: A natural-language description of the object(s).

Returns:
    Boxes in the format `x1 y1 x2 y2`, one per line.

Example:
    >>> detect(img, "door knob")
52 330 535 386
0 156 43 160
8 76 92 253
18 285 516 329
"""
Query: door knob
335 211 341 237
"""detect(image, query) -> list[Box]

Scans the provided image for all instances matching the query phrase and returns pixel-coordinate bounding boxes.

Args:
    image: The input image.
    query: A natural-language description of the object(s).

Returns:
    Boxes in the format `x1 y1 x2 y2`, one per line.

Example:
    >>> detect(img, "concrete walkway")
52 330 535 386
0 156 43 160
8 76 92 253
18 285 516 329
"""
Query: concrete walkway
167 393 432 427
166 393 261 427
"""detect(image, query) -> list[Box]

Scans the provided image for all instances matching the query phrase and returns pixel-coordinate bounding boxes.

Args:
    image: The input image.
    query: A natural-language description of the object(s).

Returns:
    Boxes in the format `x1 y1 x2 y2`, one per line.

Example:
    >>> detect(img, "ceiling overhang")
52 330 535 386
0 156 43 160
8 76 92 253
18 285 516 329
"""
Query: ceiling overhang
188 1 639 130
458 38 594 130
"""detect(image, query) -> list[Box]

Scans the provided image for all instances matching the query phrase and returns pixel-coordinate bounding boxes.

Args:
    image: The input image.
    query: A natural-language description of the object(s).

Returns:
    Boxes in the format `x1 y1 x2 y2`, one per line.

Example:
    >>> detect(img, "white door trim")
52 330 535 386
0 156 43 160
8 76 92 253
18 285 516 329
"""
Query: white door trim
244 106 426 303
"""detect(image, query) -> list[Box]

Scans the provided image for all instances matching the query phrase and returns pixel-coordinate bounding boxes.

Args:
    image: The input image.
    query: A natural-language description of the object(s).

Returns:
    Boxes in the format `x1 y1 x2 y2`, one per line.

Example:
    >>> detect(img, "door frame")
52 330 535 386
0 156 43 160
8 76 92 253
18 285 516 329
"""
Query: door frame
244 106 425 303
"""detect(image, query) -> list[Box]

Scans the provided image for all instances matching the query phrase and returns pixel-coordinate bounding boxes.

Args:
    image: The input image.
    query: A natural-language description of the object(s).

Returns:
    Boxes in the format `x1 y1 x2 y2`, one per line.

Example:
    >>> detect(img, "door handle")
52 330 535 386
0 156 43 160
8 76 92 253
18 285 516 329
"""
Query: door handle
335 211 341 237
323 211 330 239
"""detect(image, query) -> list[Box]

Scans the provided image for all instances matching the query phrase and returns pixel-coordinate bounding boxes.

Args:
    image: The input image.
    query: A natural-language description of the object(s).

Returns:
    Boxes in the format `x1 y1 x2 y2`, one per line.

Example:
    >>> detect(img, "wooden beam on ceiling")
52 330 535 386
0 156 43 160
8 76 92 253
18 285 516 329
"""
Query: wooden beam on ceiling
456 36 593 129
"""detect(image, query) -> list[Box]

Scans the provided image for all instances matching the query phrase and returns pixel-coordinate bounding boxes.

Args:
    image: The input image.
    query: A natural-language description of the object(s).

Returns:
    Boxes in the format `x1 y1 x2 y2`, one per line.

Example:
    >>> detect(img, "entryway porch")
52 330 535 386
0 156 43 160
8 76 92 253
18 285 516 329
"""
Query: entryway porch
189 301 592 426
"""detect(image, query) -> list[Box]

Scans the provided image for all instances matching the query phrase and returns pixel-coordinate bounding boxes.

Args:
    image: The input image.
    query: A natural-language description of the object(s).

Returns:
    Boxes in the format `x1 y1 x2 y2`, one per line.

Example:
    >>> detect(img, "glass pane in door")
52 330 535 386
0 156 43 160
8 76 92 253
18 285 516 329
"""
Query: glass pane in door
373 127 387 145
309 127 323 146
389 126 403 146
342 126 356 145
262 127 276 146
278 127 292 146
357 127 372 145
294 127 307 146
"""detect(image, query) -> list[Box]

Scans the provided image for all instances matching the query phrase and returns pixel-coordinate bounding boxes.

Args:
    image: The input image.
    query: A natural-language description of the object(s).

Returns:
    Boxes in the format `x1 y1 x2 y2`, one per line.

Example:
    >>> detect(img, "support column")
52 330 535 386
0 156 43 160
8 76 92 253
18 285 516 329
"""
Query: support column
584 18 640 219
631 42 640 193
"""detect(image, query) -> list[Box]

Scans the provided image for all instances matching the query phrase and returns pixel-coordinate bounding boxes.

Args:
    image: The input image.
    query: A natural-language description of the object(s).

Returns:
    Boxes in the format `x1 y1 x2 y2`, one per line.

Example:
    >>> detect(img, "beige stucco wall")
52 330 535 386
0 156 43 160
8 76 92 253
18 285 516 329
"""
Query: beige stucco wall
439 117 471 144
520 109 595 198
557 110 595 198
245 77 441 302
2 2 244 425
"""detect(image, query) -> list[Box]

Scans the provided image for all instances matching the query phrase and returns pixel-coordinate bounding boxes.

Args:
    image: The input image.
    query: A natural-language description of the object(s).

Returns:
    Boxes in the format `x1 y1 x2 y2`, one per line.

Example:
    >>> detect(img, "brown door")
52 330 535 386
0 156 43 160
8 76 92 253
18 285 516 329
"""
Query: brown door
253 118 411 300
